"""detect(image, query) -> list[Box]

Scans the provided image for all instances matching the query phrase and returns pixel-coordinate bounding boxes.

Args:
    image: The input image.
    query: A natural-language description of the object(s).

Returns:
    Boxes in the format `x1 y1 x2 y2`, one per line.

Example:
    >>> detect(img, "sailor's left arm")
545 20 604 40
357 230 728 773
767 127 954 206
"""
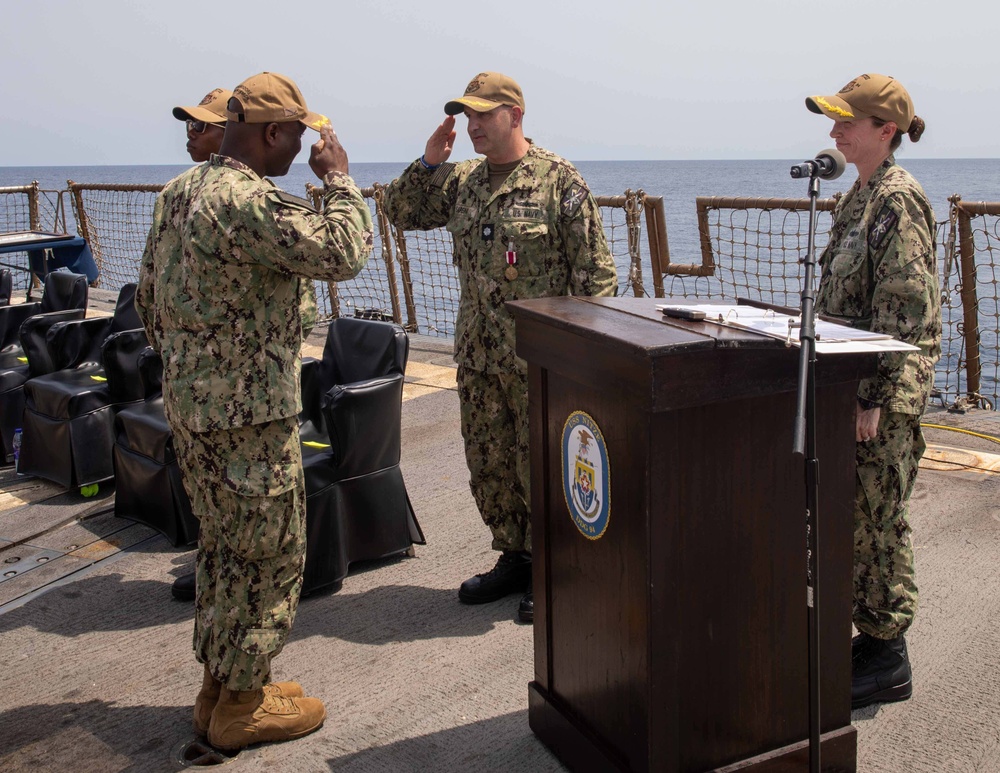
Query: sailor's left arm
861 192 938 405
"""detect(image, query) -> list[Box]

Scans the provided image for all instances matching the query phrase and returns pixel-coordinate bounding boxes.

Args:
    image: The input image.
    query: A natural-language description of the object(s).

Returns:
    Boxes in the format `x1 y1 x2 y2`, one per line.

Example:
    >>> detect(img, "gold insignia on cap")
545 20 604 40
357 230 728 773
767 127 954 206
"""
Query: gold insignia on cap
815 97 854 118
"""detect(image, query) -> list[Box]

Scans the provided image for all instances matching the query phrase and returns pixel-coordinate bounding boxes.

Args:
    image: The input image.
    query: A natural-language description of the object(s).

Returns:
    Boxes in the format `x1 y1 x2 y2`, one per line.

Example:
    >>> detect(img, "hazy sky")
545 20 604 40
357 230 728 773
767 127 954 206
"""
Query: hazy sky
2 0 995 166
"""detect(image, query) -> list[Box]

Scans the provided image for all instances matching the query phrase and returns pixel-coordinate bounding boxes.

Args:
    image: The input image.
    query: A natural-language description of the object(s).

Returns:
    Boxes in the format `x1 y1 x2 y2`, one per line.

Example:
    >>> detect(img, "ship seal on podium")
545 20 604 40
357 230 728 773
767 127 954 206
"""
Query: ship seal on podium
561 410 611 540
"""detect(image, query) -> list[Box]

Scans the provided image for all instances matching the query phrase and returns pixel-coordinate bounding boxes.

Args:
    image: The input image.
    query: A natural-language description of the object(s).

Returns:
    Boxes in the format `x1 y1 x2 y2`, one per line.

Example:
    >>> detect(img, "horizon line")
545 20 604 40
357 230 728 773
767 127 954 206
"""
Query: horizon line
1 156 997 169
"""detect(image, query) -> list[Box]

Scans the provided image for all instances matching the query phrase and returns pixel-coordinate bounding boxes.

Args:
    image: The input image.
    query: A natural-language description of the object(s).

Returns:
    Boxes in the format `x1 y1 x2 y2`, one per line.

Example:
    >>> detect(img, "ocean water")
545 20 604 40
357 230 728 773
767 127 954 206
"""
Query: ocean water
2 157 997 400
2 158 997 265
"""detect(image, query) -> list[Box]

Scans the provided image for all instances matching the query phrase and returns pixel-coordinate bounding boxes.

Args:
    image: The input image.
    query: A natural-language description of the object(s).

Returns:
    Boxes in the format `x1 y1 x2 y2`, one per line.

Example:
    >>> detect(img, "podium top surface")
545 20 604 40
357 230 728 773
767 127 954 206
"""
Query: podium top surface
509 296 801 355
509 296 874 411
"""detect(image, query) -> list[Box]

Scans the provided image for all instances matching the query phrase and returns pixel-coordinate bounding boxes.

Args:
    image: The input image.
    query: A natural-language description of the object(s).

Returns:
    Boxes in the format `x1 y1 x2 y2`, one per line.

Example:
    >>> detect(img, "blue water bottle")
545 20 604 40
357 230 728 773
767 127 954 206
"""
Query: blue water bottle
12 428 22 473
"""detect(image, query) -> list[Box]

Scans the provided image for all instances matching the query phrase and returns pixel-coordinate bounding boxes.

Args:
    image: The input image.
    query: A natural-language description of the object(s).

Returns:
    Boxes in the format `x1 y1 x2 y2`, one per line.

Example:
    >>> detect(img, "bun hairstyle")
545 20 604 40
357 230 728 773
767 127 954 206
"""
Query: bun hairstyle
875 113 925 152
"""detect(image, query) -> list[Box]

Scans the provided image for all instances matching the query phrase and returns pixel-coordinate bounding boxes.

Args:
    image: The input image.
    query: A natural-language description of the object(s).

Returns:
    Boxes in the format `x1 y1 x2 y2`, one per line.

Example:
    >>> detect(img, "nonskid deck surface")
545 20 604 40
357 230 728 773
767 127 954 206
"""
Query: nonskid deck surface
0 290 998 771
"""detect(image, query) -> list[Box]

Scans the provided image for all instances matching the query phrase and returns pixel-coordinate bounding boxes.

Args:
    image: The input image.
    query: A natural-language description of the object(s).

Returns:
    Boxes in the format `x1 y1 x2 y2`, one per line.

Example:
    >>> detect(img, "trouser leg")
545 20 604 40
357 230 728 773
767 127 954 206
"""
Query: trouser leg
457 365 531 553
853 411 924 639
173 417 306 691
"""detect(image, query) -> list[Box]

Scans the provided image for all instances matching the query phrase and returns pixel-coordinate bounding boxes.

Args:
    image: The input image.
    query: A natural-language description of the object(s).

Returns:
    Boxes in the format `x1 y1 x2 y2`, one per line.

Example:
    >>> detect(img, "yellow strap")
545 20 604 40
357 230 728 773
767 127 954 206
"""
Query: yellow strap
302 440 331 449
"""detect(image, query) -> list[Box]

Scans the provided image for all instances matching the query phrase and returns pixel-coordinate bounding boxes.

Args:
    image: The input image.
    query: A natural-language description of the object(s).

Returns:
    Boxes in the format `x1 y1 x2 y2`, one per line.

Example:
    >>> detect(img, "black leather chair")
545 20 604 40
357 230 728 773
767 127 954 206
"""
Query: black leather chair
299 317 425 594
0 272 88 370
0 269 12 306
17 284 146 489
0 302 90 464
111 317 424 592
113 349 198 546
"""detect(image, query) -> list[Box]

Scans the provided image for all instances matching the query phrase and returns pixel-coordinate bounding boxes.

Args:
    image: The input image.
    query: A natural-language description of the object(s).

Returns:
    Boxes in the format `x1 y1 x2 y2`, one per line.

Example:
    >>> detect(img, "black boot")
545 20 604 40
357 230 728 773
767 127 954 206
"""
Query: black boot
851 631 874 661
459 551 531 604
851 634 912 710
516 585 533 624
171 571 196 601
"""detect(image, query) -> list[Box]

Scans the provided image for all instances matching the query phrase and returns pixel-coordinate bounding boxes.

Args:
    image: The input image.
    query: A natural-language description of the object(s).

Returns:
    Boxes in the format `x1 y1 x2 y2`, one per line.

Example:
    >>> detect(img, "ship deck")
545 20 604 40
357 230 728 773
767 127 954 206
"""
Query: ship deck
1 290 999 772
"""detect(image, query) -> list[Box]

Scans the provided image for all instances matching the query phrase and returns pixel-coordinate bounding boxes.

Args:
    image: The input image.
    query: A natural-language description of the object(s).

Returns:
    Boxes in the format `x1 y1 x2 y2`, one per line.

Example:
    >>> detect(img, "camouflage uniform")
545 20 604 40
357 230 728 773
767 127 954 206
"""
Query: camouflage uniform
816 156 941 639
385 144 617 552
136 155 372 690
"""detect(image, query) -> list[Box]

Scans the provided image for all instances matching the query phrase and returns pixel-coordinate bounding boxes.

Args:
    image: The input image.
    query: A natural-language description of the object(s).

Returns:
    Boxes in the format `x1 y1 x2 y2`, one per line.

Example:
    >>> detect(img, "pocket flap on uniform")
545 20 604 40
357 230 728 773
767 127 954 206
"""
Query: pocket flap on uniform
507 221 548 240
224 460 298 498
829 249 866 277
239 627 285 655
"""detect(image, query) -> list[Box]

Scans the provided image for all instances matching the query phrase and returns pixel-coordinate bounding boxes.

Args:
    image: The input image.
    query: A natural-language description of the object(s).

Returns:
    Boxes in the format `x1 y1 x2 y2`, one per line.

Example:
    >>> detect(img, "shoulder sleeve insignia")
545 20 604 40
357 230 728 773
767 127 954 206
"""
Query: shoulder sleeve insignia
430 162 457 188
274 190 317 212
561 182 589 218
868 204 899 251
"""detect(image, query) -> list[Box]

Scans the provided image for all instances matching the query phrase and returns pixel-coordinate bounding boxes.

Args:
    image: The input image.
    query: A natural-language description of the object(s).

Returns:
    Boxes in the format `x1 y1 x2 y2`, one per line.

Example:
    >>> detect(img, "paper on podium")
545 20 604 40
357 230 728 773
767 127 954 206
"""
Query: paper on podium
655 303 919 354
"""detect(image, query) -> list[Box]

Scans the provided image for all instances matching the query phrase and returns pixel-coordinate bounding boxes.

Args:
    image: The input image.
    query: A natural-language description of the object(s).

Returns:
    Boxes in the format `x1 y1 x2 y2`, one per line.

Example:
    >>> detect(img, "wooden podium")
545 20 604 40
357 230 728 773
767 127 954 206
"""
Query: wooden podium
509 297 870 773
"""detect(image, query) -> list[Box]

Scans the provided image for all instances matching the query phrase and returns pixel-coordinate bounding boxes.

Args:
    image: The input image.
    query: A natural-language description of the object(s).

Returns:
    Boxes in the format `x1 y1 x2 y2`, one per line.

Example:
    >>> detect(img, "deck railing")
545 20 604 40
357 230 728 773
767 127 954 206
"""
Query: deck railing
1 181 997 411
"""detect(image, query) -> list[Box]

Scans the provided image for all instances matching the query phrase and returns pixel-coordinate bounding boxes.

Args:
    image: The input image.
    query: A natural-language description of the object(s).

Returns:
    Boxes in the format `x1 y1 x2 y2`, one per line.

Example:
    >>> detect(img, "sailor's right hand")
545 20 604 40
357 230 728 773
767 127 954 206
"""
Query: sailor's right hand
310 124 349 179
423 115 456 167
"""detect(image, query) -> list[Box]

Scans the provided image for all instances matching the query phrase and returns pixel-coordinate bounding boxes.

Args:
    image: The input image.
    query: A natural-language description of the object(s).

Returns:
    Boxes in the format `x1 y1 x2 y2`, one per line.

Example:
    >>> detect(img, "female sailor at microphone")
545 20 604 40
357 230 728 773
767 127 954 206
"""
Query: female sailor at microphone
804 73 941 711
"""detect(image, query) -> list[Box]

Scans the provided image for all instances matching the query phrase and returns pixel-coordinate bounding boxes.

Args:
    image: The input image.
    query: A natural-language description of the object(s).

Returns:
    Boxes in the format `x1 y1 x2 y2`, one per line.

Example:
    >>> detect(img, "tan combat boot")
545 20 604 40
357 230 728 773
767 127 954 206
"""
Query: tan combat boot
208 685 326 749
193 666 305 736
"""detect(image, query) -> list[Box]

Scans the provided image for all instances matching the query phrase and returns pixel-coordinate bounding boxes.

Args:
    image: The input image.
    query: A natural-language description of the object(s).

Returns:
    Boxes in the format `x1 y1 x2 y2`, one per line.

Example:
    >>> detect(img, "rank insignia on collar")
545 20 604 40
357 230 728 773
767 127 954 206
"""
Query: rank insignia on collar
482 224 495 242
868 205 899 251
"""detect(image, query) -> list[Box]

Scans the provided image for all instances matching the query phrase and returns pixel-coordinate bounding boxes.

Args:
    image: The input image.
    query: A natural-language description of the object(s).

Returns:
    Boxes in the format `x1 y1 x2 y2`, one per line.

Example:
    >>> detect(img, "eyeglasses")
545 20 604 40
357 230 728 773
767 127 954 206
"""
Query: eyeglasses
186 119 212 134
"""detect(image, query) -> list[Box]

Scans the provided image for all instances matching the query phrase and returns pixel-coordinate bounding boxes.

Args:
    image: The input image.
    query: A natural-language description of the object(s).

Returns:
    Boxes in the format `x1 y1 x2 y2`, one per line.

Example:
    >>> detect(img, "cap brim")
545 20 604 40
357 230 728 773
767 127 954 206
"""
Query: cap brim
172 105 227 124
444 96 506 115
299 111 330 132
805 94 869 122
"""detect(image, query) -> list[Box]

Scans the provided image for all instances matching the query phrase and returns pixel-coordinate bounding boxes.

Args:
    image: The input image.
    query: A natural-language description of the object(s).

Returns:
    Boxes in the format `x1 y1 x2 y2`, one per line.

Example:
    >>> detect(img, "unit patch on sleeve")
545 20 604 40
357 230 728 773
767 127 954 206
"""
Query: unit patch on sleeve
561 183 588 217
868 205 899 251
274 191 317 212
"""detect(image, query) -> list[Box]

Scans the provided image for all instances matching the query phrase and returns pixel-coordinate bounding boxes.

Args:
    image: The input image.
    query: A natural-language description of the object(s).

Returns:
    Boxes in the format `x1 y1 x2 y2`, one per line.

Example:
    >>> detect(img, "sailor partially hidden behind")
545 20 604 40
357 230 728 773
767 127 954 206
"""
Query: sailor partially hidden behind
167 86 229 605
806 73 941 710
172 87 231 163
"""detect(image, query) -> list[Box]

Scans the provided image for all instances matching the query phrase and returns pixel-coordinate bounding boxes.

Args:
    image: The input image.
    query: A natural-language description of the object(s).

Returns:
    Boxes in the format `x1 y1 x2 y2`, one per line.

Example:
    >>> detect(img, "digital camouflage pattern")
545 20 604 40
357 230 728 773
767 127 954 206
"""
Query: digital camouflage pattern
816 157 940 639
299 279 318 338
384 143 618 374
385 144 616 551
173 417 305 691
136 154 372 689
136 155 373 433
854 412 923 639
816 156 942 414
458 365 531 552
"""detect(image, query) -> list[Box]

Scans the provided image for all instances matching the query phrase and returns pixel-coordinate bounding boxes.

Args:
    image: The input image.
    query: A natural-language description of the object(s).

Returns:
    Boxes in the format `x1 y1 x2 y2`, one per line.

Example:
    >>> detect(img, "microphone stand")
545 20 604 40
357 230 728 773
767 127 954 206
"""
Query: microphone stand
792 170 823 773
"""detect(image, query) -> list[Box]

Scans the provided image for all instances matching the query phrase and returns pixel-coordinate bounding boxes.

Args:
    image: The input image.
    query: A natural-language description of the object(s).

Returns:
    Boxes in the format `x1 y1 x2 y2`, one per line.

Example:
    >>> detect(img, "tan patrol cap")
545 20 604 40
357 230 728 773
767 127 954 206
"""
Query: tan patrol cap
444 72 525 115
172 88 232 125
226 72 330 131
806 73 914 130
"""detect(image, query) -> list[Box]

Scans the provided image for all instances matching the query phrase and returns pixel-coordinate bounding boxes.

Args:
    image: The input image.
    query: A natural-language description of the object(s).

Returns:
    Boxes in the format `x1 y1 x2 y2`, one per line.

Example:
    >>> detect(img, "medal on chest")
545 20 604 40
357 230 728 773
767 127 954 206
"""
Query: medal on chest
505 240 518 280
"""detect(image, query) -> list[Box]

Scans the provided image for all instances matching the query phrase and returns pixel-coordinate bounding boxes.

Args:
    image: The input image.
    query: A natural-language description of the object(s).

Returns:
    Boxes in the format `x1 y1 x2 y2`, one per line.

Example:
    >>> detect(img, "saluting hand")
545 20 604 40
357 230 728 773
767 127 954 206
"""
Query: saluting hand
423 115 456 167
310 124 350 180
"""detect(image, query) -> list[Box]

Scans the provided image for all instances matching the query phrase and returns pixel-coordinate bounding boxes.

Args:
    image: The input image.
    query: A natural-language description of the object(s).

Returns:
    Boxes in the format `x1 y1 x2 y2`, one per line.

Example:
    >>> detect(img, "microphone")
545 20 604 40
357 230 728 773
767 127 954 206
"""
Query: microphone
789 148 847 180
